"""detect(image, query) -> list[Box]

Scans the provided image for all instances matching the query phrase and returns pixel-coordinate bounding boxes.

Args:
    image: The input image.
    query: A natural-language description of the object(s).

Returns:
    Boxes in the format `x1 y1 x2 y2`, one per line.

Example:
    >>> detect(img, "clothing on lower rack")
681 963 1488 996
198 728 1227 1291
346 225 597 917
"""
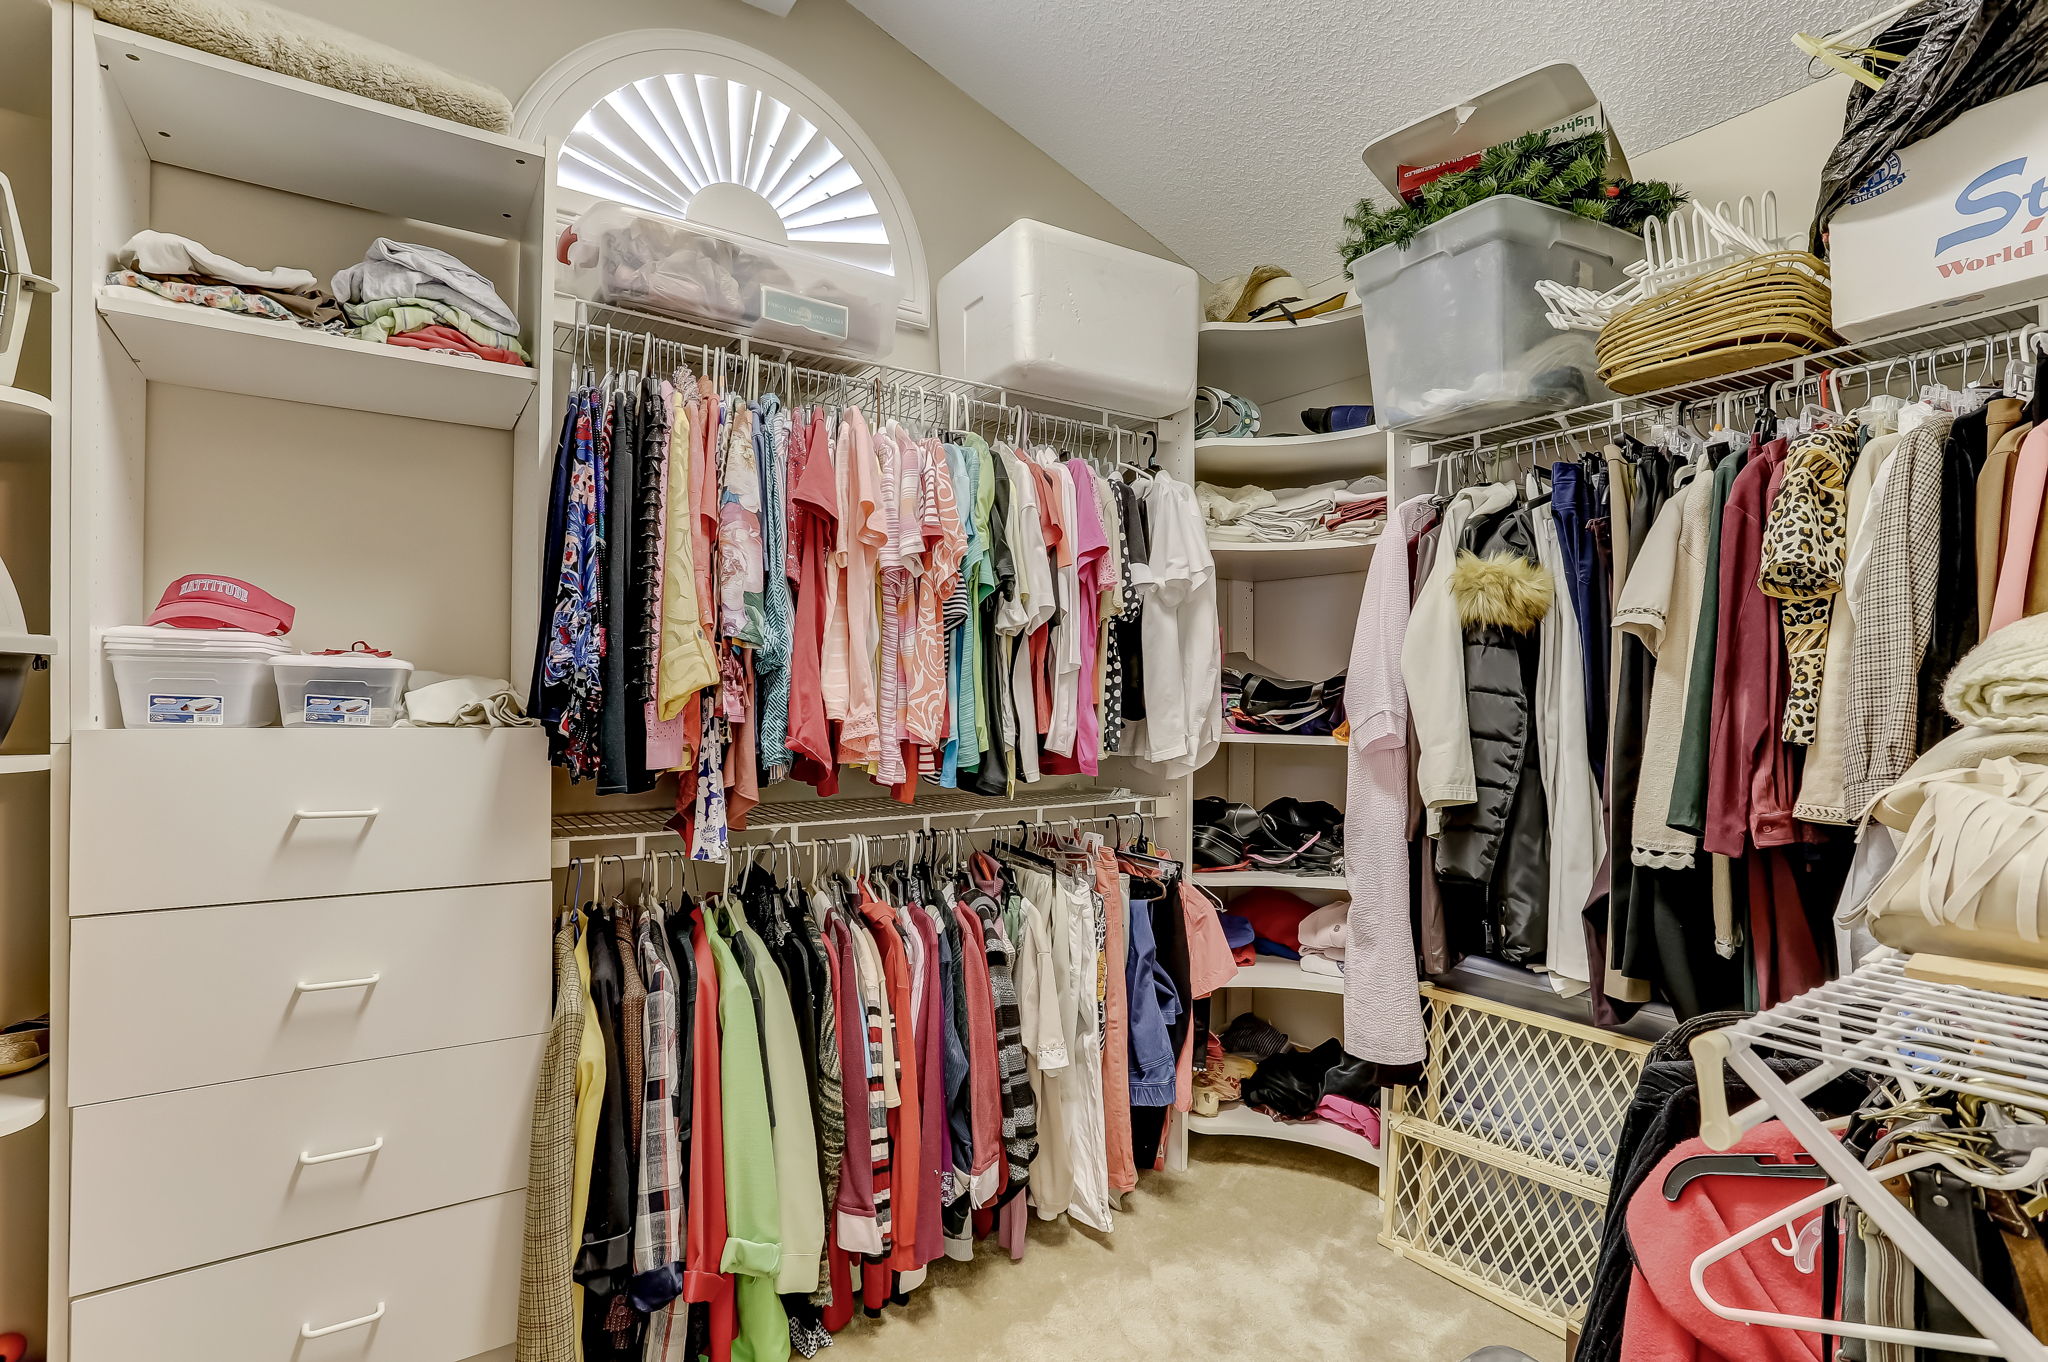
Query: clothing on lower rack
523 828 1222 1361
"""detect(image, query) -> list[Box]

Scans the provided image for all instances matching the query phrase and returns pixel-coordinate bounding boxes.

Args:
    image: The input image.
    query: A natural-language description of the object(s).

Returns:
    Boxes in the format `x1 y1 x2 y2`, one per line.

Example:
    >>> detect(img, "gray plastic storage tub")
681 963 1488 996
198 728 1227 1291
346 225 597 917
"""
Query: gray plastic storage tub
1347 196 1643 437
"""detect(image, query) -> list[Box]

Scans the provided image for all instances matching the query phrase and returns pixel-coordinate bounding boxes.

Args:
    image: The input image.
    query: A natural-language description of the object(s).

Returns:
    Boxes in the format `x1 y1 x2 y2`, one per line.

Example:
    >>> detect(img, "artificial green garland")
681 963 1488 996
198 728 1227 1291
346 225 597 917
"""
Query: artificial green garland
1339 131 1687 263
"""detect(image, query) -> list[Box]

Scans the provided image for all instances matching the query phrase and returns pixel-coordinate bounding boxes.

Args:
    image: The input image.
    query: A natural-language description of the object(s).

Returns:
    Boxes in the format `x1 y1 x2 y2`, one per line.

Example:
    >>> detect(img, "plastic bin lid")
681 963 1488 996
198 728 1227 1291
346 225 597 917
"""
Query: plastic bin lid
102 624 294 655
1359 63 1629 197
271 651 414 671
0 631 53 657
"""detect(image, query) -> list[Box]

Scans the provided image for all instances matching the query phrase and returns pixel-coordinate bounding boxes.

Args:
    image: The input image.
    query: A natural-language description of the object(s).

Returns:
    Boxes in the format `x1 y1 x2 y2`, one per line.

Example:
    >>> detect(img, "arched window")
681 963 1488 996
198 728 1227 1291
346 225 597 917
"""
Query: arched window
517 32 930 329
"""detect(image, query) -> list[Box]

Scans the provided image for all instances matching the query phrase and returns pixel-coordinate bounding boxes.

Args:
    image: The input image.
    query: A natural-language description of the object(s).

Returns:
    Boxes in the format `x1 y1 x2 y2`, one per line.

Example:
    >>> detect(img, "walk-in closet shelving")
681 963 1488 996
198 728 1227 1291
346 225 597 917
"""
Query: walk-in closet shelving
48 10 555 1361
1179 295 1377 1163
1188 1100 1382 1162
1197 303 1367 406
1194 422 1386 482
0 386 50 446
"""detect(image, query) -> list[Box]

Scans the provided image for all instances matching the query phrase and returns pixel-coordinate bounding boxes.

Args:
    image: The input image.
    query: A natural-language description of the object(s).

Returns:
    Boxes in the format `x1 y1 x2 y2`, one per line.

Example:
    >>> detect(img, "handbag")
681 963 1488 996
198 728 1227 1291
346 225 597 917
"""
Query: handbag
1224 666 1346 737
1857 757 2048 968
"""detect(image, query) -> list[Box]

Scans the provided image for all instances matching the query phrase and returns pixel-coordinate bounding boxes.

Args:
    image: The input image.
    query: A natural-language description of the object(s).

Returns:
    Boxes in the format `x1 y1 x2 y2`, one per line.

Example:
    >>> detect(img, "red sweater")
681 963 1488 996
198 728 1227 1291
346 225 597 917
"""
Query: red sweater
1622 1123 1829 1362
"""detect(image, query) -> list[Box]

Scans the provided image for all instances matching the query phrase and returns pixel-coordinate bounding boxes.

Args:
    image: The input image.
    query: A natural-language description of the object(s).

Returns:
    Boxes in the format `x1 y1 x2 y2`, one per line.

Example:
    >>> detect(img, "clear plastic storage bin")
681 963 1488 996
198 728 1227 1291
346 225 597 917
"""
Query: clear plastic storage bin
561 203 902 358
1347 196 1643 436
104 625 292 728
271 650 414 728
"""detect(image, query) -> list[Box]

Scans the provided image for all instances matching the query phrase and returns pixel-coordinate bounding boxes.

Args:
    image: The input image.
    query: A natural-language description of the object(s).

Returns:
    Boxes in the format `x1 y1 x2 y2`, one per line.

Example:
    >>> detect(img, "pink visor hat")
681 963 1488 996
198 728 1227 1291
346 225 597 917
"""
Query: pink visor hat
144 574 295 635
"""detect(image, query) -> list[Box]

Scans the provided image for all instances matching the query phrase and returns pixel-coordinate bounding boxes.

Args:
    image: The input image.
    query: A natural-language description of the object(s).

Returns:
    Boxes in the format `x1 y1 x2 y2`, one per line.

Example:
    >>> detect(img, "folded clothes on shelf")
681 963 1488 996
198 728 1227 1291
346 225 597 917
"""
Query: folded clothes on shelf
342 297 530 364
111 228 344 325
332 237 521 334
1199 475 1386 543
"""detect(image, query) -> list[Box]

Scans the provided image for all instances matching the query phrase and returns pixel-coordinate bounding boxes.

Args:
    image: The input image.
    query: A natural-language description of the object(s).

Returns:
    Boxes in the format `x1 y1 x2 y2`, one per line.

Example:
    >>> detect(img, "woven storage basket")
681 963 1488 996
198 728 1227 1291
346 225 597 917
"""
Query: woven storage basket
1596 250 1838 396
1379 986 1650 1336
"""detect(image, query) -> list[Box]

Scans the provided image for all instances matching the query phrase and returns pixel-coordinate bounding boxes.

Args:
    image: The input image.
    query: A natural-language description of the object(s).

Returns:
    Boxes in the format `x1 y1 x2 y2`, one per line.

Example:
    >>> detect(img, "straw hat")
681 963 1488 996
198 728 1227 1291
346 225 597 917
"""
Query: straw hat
1205 266 1350 324
1597 251 1839 395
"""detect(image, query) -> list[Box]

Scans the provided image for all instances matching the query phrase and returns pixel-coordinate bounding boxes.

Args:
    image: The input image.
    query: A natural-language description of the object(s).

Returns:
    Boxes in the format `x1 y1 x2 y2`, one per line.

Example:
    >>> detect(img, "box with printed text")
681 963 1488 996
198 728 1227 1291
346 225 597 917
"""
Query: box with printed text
1830 83 2048 340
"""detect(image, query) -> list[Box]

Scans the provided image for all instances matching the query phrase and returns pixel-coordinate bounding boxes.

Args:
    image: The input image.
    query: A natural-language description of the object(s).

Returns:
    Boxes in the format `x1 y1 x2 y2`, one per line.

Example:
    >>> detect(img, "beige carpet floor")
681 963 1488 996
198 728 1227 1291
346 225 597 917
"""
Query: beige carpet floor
824 1137 1564 1362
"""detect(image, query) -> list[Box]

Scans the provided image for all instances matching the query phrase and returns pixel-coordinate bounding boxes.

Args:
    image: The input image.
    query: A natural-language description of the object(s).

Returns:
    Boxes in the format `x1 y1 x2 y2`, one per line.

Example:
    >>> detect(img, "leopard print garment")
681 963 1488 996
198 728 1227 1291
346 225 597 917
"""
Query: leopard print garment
1757 427 1858 744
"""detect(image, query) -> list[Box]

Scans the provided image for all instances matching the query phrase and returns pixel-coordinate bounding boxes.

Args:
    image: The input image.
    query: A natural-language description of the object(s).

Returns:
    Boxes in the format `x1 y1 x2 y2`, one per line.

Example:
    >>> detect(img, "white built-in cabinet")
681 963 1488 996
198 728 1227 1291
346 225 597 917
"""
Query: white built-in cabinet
29 6 560 1359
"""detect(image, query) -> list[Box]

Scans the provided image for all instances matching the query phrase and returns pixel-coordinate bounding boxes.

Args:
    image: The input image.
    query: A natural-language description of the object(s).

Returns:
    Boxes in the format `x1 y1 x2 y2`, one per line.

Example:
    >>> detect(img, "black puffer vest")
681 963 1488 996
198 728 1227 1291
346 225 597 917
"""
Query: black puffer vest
1435 502 1551 964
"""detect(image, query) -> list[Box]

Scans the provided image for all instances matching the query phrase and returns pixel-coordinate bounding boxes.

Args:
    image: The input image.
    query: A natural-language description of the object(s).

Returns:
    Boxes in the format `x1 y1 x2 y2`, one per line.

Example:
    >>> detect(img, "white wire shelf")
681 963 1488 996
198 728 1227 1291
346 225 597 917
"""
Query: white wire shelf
1425 299 2045 462
552 788 1162 865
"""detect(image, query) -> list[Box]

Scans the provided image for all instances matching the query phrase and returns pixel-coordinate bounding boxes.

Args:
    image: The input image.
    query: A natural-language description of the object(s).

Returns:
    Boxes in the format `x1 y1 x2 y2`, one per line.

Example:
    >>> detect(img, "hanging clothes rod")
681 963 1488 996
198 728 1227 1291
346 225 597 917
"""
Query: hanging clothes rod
1416 298 2048 467
550 789 1164 866
555 295 1160 430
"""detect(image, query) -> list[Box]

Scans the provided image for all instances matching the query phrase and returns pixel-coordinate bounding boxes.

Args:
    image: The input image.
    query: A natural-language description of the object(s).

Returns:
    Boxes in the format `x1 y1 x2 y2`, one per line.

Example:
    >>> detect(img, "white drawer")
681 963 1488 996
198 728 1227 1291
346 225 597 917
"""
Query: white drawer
71 1192 522 1362
70 727 548 914
70 1037 540 1293
69 883 550 1105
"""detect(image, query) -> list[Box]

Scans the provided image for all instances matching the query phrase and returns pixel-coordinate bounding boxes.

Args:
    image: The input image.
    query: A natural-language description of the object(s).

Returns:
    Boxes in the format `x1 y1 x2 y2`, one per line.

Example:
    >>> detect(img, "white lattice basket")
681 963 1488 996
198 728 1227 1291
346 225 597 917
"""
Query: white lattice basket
1379 986 1650 1336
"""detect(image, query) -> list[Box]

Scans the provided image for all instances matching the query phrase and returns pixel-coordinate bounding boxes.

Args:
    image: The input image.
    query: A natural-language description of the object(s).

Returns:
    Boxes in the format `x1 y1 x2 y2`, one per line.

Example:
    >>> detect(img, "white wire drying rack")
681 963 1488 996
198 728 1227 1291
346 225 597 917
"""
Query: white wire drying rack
1692 949 2048 1358
551 788 1164 866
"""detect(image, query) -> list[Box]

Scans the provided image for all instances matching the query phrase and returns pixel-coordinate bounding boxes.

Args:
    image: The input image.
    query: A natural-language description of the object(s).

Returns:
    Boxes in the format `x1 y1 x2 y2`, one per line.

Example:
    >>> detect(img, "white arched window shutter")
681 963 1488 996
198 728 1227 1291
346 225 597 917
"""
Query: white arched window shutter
516 31 931 330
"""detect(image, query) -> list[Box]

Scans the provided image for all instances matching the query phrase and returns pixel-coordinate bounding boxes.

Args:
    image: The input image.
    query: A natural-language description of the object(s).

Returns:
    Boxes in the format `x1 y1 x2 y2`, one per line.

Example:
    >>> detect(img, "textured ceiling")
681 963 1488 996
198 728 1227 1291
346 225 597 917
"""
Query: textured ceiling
843 0 1868 282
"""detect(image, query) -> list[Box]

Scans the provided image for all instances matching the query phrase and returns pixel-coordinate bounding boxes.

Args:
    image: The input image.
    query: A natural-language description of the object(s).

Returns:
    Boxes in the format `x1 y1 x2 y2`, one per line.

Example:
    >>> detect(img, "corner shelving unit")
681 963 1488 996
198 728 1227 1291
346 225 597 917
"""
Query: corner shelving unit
0 386 51 450
1173 289 1377 1168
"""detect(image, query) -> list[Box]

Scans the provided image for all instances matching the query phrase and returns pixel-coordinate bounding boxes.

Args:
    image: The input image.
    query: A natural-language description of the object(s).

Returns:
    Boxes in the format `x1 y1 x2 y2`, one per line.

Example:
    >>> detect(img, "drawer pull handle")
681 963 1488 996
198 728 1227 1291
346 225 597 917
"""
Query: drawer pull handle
299 1137 384 1166
300 1303 385 1338
295 973 381 993
292 808 380 821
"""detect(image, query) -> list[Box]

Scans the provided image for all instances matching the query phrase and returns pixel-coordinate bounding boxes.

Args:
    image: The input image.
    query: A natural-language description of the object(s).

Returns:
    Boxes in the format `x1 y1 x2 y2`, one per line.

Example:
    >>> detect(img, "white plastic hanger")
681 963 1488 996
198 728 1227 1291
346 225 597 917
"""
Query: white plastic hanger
1690 1143 2048 1355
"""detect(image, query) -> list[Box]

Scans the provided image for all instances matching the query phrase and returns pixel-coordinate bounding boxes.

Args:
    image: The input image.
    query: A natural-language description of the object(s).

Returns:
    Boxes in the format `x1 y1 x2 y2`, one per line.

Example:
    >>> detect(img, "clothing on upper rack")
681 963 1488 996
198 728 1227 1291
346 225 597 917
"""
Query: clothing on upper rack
525 826 1221 1362
1351 354 2047 1032
529 345 1218 843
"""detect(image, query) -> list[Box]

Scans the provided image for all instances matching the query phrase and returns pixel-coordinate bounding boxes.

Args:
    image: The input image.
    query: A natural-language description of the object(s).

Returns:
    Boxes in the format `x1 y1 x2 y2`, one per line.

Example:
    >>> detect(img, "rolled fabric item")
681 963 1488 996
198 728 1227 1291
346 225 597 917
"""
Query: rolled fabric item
1943 612 2048 730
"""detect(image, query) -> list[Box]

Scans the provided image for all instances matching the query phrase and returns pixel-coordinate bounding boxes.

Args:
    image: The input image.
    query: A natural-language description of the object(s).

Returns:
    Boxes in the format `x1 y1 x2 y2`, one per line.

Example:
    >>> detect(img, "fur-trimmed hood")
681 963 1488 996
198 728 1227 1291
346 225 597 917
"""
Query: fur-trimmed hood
1449 550 1552 632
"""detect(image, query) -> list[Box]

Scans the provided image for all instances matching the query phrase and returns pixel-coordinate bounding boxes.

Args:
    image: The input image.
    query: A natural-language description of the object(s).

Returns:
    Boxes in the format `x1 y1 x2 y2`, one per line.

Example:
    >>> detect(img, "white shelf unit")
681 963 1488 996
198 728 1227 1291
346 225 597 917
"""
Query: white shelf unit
1224 956 1345 995
0 386 51 453
1210 537 1377 581
46 13 560 1362
95 287 538 429
1193 869 1346 891
1197 306 1368 407
1171 296 1378 1174
1219 731 1342 747
0 1068 49 1139
92 25 544 238
1194 424 1385 483
1189 1103 1381 1165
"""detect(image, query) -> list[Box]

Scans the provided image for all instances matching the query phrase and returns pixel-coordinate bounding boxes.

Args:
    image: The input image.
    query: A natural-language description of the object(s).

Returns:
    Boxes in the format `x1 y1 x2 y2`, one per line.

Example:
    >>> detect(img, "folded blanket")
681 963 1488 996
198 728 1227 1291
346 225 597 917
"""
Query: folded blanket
400 674 538 728
343 298 530 362
1944 612 2048 731
106 271 294 323
333 239 519 334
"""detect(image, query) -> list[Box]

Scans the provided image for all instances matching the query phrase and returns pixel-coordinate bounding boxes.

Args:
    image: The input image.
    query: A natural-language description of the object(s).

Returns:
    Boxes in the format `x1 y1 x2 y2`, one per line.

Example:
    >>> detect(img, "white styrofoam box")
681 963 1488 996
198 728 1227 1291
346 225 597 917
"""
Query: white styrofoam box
1349 196 1642 436
1830 85 2048 341
939 220 1198 419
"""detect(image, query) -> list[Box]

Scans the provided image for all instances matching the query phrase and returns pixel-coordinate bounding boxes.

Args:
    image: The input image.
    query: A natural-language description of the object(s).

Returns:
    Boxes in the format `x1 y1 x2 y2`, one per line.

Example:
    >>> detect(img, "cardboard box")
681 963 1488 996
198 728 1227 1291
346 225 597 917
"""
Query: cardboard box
1830 83 2048 340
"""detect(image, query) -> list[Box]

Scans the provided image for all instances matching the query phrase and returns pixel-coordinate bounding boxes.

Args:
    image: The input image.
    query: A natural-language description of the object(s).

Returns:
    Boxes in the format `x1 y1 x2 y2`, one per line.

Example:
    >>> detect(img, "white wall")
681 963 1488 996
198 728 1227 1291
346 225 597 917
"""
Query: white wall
249 0 1189 369
1631 76 1851 247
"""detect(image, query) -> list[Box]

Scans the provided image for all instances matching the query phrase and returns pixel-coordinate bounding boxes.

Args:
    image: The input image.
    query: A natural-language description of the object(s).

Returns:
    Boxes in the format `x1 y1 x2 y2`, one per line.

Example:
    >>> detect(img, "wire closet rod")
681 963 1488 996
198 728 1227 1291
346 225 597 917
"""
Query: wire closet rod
555 295 1162 430
1423 312 2047 476
550 790 1165 867
1417 298 2048 471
